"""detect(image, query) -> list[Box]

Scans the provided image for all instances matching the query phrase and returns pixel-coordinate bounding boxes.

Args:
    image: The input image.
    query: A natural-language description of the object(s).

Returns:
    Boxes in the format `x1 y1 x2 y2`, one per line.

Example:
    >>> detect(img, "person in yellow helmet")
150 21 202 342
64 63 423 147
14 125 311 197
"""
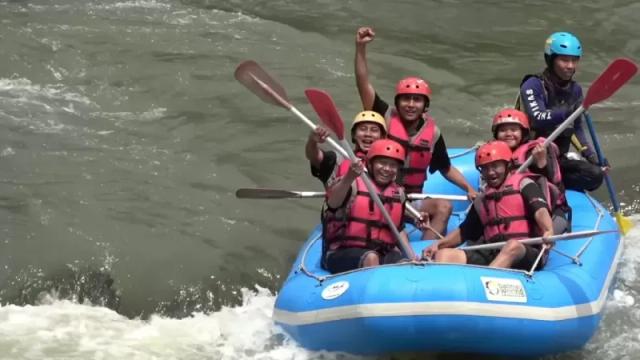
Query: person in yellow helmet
306 110 386 185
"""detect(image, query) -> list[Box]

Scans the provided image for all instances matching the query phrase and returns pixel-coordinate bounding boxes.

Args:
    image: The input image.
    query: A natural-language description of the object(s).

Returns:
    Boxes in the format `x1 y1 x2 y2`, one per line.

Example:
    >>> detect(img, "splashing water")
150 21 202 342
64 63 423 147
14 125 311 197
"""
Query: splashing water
0 217 636 360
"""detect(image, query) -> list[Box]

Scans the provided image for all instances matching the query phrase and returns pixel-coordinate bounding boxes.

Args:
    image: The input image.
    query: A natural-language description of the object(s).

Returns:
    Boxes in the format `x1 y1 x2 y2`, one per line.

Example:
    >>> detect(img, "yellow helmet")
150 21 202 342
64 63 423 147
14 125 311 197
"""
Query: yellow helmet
351 111 387 134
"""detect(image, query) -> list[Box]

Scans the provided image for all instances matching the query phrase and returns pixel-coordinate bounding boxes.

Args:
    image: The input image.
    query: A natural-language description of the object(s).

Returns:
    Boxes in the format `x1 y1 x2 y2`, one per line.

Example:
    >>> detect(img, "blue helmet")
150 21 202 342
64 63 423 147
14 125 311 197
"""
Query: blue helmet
544 32 582 57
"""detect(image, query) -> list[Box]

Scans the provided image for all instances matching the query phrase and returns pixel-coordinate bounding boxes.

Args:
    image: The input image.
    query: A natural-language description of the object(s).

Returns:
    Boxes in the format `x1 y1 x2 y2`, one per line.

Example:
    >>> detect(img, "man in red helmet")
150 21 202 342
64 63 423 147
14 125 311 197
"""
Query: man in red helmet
322 139 420 273
354 26 477 240
422 141 554 270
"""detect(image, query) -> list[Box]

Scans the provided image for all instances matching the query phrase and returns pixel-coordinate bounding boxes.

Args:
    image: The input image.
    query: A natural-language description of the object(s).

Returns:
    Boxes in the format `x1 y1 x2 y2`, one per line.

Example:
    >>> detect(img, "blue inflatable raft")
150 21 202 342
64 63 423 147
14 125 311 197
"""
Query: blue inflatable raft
273 148 624 357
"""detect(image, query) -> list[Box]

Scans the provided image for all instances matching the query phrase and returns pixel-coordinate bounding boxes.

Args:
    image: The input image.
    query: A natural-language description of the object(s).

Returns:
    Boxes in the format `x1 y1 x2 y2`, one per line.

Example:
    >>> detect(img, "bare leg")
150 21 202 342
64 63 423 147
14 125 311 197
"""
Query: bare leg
434 248 467 264
361 251 381 268
420 198 453 239
489 240 526 269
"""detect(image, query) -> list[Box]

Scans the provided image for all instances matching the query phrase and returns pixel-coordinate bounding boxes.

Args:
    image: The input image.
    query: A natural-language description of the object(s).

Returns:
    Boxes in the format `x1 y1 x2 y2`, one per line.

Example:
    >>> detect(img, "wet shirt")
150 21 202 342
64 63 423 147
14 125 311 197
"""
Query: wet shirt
372 93 451 174
460 181 549 241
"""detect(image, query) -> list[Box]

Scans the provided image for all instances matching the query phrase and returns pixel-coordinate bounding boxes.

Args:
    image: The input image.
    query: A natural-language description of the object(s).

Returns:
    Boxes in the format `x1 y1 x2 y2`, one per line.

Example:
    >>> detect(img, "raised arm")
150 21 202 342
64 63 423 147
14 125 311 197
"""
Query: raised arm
355 27 377 110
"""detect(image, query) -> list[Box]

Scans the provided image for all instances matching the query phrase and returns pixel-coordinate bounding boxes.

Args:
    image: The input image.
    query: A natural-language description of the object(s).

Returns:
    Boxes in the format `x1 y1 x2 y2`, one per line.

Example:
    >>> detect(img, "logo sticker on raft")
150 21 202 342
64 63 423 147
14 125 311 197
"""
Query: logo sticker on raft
481 277 527 303
321 281 349 300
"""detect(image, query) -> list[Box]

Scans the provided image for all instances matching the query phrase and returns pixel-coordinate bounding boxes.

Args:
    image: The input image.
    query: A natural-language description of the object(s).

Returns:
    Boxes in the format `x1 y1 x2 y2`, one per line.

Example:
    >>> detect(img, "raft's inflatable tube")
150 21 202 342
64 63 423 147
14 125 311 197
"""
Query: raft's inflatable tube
273 148 623 357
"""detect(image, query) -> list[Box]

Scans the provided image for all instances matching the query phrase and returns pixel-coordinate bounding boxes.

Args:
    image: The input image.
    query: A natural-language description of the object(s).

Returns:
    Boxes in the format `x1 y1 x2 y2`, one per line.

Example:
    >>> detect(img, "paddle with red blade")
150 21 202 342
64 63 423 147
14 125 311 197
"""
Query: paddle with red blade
517 58 638 173
305 88 419 258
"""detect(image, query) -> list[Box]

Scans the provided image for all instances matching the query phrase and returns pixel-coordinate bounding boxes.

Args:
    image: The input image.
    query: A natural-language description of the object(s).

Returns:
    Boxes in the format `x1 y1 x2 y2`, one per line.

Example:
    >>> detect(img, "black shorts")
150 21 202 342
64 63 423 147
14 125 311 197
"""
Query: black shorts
464 244 545 271
324 247 405 274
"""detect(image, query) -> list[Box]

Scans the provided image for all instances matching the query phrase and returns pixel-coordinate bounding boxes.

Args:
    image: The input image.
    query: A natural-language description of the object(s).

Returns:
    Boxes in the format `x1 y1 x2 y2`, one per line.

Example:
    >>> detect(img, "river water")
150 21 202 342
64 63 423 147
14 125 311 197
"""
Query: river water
0 0 639 359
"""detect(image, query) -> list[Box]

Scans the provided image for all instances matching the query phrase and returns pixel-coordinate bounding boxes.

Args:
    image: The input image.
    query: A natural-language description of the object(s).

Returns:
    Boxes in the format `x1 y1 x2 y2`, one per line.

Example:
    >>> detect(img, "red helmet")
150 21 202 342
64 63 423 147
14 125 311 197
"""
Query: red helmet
475 141 512 168
395 77 432 100
367 139 406 164
491 108 530 134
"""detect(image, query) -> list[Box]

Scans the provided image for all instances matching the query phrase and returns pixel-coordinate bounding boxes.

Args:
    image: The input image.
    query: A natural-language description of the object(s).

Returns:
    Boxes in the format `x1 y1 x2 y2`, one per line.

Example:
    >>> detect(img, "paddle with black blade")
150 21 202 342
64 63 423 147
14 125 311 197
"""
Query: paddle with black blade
236 187 468 201
583 112 633 235
461 229 617 251
235 188 325 199
517 58 638 174
304 88 417 258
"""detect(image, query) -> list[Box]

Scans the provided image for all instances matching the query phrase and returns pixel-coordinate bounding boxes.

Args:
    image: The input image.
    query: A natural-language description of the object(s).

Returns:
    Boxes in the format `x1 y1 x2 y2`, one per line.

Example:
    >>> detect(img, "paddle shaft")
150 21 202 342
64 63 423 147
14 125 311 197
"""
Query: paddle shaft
462 230 615 251
517 105 585 173
236 188 467 201
235 188 326 199
583 113 621 212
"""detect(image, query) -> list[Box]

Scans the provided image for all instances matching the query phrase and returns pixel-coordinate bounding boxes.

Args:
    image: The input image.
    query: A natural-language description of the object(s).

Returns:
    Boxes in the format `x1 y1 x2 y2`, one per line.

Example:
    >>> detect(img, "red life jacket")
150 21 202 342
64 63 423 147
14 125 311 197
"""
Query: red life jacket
334 150 367 178
511 138 567 211
323 177 404 251
474 173 535 243
512 138 562 186
385 111 439 194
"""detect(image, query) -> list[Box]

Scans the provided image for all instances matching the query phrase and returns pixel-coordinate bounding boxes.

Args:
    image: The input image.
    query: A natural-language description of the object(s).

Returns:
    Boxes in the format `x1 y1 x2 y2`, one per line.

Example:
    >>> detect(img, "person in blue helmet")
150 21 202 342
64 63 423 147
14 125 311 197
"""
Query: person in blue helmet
517 32 604 192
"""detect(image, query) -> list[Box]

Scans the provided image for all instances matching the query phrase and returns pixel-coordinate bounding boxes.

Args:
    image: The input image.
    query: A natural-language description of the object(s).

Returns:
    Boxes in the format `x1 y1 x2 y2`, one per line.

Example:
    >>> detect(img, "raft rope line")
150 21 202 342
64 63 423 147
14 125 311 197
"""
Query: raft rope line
449 144 481 159
276 233 625 325
575 194 605 259
523 193 605 275
276 243 623 324
297 232 324 281
524 244 550 277
297 232 433 283
297 231 528 283
298 209 612 284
